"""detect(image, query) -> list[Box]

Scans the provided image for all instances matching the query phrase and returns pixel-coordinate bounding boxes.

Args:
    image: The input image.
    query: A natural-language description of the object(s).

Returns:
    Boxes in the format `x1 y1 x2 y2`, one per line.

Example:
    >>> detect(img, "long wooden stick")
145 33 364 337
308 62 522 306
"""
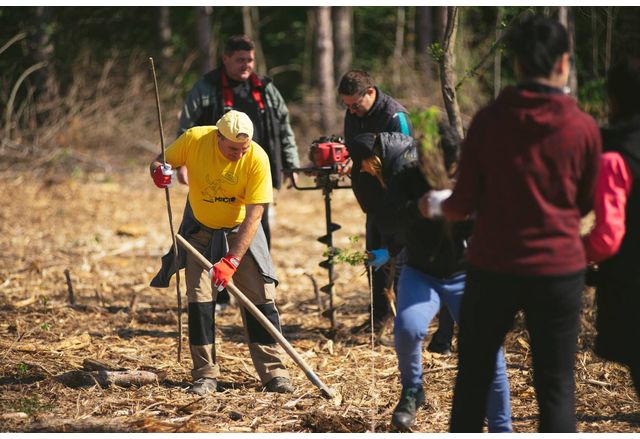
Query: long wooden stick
175 233 335 399
149 57 182 363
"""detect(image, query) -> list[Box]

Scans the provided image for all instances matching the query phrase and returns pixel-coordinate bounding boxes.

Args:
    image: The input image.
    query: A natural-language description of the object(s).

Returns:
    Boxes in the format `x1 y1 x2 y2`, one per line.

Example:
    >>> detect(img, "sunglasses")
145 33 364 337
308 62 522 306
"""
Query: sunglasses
341 93 367 111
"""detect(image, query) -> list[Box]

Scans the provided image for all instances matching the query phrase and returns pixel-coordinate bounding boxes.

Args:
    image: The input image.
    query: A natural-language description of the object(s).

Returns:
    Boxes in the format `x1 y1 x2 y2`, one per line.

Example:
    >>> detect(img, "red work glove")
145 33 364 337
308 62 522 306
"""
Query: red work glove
210 254 241 292
152 164 174 189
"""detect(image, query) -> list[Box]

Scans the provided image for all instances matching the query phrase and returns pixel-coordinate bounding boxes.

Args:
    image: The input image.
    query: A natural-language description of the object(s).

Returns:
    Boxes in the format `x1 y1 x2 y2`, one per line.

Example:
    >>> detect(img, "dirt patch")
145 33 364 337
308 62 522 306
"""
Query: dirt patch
0 171 638 432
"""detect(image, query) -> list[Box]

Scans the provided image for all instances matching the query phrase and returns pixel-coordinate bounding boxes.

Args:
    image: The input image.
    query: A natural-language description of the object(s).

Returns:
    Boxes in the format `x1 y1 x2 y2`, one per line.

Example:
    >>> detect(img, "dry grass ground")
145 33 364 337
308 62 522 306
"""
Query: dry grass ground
0 168 638 433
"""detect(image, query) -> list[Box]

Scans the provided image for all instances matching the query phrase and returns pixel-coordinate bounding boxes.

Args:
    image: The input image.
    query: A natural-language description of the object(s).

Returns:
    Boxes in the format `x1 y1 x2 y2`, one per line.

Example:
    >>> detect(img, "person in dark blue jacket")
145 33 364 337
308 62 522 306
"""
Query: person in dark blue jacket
338 71 454 350
349 127 511 432
338 71 405 332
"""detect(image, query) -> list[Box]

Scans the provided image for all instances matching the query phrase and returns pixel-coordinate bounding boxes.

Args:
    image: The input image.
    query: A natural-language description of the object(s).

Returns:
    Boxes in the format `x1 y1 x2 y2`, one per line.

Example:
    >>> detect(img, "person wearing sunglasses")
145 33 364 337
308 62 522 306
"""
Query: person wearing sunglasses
337 71 422 339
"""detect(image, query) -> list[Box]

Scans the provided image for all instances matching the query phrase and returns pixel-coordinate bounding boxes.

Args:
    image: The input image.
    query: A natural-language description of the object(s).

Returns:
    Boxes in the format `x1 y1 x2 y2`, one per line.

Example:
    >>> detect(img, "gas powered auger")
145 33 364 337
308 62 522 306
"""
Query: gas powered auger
285 136 352 331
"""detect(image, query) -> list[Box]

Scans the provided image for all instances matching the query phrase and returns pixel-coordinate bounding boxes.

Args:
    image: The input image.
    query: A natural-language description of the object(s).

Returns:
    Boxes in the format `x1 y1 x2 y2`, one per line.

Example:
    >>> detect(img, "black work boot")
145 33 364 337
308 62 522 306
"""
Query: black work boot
391 386 425 430
187 378 218 396
263 376 294 393
427 339 452 356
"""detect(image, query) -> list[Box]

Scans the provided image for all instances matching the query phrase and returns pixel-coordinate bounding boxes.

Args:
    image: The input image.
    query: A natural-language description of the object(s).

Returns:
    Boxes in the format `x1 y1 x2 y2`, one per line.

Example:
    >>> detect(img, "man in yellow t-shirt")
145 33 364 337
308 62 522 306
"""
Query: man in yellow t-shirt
149 110 292 396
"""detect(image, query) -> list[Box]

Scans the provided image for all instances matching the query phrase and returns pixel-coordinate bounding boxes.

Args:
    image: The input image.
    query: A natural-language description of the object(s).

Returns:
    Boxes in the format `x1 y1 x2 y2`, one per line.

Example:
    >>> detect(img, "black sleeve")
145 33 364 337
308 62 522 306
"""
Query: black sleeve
373 168 425 236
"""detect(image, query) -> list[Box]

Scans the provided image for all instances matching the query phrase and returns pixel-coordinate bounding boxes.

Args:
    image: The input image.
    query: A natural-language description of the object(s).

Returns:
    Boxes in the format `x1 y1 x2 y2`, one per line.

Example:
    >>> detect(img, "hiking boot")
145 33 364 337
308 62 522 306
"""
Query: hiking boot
427 340 452 356
391 386 425 430
263 376 294 393
186 378 218 396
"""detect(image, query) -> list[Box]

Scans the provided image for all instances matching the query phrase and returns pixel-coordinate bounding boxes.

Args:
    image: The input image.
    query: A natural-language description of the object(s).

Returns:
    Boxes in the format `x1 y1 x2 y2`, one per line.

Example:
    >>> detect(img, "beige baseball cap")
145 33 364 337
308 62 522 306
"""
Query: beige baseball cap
216 110 254 142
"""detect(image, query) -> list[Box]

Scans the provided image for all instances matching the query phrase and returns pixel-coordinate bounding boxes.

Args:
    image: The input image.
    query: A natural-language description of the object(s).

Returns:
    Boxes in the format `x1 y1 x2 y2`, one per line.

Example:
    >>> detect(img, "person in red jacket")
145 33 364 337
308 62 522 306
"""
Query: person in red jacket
421 15 601 432
583 57 640 398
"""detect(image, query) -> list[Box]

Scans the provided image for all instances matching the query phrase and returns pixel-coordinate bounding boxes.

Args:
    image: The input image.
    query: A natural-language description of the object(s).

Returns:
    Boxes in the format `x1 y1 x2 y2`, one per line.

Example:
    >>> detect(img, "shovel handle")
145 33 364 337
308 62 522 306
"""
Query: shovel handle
175 234 335 399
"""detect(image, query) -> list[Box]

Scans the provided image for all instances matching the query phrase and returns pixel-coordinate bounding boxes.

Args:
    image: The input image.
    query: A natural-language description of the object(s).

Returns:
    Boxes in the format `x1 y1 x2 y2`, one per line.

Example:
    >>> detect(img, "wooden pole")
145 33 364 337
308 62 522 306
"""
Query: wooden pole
175 233 335 399
149 57 182 363
64 268 75 305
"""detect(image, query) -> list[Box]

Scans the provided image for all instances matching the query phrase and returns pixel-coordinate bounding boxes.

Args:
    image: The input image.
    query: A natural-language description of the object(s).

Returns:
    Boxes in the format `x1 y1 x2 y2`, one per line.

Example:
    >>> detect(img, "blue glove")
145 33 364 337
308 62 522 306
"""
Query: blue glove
367 248 390 270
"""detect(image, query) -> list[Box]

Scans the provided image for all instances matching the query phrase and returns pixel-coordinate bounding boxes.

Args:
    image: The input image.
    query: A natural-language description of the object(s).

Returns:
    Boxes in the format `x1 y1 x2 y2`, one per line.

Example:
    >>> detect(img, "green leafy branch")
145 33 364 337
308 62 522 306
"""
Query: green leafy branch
323 236 368 266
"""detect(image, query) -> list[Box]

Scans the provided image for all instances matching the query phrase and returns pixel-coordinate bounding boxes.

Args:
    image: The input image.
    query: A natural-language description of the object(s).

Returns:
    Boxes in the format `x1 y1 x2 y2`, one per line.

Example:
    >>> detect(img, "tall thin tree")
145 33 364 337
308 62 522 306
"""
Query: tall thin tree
196 6 213 75
558 7 577 97
435 6 447 43
416 6 433 83
406 6 416 65
591 7 599 78
302 8 316 93
158 6 173 63
242 6 267 74
32 7 57 99
315 7 336 134
494 7 503 99
31 5 58 127
333 6 353 83
605 7 614 73
392 7 406 92
439 6 464 139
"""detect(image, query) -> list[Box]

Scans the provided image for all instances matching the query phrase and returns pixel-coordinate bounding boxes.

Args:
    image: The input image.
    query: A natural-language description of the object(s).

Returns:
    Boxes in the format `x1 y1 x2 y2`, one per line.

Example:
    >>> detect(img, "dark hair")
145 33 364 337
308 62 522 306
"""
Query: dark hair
338 70 375 96
506 14 569 78
349 132 377 163
607 57 640 121
438 122 462 171
224 35 255 55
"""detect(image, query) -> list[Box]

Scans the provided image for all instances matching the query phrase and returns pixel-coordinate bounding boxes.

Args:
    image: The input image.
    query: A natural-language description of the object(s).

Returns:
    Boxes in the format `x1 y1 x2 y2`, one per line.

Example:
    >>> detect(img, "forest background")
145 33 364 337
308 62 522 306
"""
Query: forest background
2 6 640 167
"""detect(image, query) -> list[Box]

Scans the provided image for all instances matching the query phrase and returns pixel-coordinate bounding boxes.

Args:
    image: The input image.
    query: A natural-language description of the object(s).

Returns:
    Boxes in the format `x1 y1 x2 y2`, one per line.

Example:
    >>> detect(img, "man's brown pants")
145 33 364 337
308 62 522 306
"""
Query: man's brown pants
184 229 289 384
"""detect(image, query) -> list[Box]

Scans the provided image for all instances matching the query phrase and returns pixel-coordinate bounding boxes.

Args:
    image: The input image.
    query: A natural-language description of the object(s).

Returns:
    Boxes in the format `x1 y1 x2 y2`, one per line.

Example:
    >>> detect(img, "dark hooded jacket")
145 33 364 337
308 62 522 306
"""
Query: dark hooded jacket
344 87 413 213
352 132 472 278
444 85 601 276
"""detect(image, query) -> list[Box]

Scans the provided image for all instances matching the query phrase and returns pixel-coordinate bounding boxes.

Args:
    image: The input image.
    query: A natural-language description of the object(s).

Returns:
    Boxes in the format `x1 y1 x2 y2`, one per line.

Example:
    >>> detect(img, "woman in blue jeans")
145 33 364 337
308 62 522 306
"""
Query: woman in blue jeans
395 268 511 431
351 124 512 431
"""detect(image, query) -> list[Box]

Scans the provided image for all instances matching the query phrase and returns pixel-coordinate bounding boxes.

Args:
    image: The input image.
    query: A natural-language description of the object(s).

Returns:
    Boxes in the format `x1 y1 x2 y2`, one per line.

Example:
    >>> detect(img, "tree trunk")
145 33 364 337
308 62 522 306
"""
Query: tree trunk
439 6 464 139
158 6 173 62
32 6 57 99
591 7 599 78
494 7 503 98
406 6 416 66
211 11 221 65
332 6 353 83
392 7 406 91
30 6 58 128
605 7 614 73
315 7 335 133
242 6 267 74
435 6 447 42
416 6 433 83
302 8 315 93
558 7 578 97
196 6 213 75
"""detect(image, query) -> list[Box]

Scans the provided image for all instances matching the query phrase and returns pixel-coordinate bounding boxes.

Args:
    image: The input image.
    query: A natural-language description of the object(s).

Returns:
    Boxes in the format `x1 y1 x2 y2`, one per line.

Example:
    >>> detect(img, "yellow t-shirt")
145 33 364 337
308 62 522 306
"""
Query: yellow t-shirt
165 126 273 229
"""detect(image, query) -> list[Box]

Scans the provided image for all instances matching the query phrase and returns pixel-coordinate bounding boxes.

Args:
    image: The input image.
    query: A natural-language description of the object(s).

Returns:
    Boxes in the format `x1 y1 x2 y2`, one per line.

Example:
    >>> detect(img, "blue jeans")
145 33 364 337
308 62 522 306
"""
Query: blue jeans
394 266 512 432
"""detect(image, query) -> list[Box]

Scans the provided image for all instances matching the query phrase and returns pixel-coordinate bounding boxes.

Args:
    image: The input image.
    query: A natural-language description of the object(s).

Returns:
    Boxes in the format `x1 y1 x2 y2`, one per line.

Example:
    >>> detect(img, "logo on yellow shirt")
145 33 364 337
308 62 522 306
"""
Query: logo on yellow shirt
202 175 237 204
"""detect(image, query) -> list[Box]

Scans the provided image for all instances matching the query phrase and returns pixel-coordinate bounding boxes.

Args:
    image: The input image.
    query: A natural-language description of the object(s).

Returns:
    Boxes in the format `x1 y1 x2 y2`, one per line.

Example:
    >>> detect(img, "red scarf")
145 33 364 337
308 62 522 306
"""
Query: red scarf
221 69 265 112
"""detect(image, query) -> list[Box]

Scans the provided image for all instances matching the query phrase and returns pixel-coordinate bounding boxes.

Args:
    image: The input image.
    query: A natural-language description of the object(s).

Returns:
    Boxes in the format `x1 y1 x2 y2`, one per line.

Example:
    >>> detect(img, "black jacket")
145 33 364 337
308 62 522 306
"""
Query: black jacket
599 116 640 283
343 87 413 212
357 132 472 279
178 67 299 189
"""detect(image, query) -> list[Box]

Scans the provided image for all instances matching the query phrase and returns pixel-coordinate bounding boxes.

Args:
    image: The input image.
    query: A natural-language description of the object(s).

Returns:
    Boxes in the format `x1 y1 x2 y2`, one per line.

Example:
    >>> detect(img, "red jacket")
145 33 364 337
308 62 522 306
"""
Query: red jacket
443 86 601 276
583 152 633 262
